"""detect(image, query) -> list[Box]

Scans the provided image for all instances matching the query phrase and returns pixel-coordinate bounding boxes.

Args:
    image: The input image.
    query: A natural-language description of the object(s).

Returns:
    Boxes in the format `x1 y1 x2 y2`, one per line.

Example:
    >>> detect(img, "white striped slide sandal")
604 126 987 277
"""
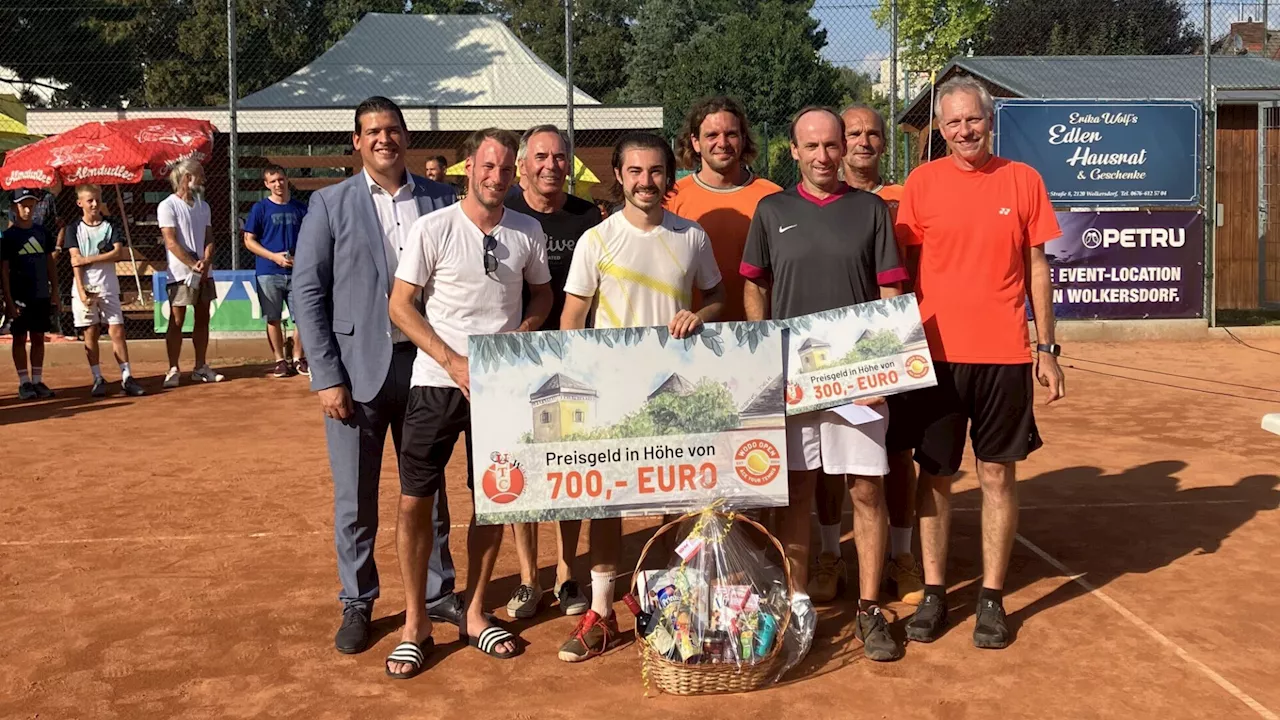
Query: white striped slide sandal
384 638 434 680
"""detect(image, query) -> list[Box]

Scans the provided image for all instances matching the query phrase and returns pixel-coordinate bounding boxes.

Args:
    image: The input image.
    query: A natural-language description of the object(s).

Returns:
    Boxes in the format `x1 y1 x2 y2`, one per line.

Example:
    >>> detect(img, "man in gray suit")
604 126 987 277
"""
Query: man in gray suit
293 96 462 654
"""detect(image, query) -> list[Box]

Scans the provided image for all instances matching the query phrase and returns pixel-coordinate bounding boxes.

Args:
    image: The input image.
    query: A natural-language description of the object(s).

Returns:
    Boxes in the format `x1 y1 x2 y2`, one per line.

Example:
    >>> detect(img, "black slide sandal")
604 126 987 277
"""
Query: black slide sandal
461 620 520 660
385 638 434 679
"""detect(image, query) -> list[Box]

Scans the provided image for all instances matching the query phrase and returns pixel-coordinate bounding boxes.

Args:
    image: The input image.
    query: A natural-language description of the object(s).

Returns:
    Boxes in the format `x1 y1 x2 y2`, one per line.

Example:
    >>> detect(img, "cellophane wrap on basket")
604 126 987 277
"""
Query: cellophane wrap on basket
626 508 815 687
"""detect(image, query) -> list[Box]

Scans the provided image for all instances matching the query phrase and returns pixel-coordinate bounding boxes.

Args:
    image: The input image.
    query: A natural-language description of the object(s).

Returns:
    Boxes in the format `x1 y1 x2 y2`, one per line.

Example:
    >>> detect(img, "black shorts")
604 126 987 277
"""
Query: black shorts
889 361 1042 476
11 300 52 335
399 386 474 498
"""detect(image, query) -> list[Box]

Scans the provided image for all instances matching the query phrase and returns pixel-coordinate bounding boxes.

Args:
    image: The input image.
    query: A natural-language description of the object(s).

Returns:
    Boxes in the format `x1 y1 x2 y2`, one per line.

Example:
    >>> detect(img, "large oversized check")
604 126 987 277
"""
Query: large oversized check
468 322 790 525
777 294 938 415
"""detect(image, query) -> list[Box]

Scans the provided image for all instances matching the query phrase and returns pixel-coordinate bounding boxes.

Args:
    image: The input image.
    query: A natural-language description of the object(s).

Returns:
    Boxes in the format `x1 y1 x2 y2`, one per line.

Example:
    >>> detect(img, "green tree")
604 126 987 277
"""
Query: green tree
836 328 904 364
871 0 990 72
976 0 1201 56
622 0 841 136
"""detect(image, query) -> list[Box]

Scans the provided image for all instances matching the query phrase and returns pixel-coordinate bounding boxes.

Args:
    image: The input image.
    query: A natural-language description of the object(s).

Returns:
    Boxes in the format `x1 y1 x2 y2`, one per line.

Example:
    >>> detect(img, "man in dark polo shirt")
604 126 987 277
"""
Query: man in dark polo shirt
742 106 907 662
502 124 602 621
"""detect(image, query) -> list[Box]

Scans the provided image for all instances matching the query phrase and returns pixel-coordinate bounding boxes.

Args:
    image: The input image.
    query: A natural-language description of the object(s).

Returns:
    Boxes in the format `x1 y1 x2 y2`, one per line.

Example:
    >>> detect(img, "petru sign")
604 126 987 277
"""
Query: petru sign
995 99 1200 206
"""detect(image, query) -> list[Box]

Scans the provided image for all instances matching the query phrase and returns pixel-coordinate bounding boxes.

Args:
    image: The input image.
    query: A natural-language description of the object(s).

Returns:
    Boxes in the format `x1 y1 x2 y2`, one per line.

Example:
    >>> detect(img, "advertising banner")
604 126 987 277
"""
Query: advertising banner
995 99 1200 206
778 294 937 415
468 322 790 525
153 270 294 332
1045 211 1204 319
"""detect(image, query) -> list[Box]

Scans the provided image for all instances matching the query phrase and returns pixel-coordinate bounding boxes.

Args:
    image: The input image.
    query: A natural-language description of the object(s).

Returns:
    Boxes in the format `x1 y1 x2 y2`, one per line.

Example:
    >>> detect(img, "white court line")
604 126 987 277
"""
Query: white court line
839 499 1253 515
1016 533 1279 720
1 499 1259 548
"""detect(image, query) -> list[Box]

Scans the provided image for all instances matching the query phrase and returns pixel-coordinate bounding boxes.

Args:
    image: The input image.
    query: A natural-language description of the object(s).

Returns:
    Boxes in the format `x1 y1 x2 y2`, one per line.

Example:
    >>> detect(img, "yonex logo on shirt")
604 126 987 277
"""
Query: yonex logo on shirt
998 208 1011 215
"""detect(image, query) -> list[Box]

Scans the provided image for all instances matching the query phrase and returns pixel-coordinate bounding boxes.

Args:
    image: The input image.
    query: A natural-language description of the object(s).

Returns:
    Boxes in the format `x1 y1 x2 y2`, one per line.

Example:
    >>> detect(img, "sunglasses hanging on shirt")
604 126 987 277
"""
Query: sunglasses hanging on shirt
483 234 499 278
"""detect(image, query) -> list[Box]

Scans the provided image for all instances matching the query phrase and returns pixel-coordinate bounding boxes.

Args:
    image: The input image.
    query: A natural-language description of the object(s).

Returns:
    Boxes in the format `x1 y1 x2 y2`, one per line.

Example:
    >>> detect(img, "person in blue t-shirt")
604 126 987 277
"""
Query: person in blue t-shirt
243 164 309 378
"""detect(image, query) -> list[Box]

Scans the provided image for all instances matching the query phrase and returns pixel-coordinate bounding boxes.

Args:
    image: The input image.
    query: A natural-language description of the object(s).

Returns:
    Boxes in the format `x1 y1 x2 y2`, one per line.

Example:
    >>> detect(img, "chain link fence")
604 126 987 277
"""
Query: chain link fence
1 0 1275 338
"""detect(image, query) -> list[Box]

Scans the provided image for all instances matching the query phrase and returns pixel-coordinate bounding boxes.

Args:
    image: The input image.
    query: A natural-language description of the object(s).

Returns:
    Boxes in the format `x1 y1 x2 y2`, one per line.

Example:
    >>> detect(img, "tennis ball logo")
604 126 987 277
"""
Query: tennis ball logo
734 439 781 486
482 452 525 504
905 354 930 380
785 383 804 406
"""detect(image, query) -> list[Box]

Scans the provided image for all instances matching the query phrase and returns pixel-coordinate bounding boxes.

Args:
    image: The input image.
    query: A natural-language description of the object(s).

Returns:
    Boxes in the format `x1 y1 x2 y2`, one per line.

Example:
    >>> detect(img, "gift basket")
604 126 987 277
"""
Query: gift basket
626 506 815 695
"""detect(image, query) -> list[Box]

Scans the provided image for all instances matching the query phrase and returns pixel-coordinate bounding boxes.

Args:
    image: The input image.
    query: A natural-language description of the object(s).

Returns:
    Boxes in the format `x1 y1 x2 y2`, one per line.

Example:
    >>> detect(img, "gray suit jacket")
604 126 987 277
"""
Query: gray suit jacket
293 172 457 403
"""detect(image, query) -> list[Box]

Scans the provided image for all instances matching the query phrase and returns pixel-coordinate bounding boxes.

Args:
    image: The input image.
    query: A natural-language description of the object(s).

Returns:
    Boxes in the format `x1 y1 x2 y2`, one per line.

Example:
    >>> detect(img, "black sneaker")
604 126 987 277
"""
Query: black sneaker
334 605 372 654
91 377 107 397
973 598 1011 649
905 592 948 643
122 377 146 397
32 382 55 399
854 606 903 661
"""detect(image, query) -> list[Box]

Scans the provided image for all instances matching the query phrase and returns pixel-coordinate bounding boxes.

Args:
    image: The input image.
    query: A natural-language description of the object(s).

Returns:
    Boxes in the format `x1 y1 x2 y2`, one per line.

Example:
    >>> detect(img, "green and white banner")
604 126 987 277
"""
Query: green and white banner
152 270 292 333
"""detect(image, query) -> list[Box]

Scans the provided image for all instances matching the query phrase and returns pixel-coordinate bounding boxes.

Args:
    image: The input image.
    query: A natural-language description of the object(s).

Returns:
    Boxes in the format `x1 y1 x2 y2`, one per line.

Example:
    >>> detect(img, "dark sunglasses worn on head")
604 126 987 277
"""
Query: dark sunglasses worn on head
483 234 499 277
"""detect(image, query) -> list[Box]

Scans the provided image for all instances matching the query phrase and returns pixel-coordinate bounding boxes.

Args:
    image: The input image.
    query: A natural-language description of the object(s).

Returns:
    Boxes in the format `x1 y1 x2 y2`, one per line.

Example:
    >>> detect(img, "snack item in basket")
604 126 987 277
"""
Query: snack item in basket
755 612 778 657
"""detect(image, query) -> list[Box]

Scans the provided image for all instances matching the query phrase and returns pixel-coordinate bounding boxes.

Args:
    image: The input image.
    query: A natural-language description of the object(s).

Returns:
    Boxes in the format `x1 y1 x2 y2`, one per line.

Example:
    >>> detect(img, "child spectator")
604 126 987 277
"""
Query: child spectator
67 184 145 397
1 188 59 400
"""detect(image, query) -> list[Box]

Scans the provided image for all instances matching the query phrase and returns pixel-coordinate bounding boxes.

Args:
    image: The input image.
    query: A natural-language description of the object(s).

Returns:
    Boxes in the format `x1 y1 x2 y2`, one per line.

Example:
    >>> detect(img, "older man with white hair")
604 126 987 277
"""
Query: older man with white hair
159 158 224 388
894 76 1065 650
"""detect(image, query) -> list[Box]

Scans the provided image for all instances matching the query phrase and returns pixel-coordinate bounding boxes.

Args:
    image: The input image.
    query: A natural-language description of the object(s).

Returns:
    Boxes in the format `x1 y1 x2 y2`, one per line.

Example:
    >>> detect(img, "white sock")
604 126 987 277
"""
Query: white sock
167 366 179 375
590 569 615 617
818 523 842 557
17 369 30 384
119 362 132 381
90 364 102 381
31 367 42 384
890 526 913 558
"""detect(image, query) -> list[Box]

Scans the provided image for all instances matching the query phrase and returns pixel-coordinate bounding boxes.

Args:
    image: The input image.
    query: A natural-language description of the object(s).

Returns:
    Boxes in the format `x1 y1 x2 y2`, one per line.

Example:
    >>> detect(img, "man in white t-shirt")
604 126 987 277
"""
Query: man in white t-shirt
556 131 726 663
387 128 552 677
158 159 224 388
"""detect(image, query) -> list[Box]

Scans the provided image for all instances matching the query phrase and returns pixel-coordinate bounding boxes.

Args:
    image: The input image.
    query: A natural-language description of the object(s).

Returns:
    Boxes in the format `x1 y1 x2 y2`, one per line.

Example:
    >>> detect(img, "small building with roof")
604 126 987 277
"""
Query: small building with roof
530 372 599 442
797 337 831 372
647 373 698 402
739 374 786 429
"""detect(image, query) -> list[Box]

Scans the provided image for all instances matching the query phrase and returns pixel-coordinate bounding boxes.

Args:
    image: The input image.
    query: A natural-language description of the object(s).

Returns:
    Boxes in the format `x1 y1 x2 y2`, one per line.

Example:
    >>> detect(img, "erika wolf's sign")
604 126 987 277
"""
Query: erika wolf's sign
467 322 789 525
777 294 937 415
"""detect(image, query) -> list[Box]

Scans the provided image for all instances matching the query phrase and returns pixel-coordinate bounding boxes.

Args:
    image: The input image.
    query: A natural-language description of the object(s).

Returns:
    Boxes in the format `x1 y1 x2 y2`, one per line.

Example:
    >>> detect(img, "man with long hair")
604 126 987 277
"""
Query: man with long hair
668 96 781 322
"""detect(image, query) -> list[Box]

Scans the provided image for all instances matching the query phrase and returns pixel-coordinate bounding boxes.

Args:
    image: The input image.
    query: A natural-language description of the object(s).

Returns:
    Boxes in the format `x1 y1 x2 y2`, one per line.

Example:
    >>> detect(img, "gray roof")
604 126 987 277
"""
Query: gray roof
647 373 698 401
530 373 597 401
900 55 1280 125
241 13 598 108
798 337 830 352
899 323 926 346
740 373 785 417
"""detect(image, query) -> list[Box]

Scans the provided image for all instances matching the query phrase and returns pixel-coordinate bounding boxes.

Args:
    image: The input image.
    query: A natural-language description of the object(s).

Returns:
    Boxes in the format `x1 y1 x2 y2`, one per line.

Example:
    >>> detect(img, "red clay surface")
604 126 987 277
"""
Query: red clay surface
2 338 1278 719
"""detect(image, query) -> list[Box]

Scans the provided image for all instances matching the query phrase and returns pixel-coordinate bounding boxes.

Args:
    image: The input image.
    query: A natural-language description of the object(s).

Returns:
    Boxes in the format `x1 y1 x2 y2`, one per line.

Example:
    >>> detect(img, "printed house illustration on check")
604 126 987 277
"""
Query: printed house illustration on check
798 336 831 372
530 373 599 442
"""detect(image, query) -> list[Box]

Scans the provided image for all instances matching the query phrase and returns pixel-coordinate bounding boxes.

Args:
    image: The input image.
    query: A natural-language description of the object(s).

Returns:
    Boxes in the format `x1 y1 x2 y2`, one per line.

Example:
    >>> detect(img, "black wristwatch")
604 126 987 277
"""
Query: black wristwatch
1036 343 1061 357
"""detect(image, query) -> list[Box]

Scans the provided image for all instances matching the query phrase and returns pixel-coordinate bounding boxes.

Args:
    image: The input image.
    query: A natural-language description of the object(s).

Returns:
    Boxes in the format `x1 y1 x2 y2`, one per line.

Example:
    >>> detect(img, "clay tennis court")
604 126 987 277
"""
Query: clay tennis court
2 337 1278 719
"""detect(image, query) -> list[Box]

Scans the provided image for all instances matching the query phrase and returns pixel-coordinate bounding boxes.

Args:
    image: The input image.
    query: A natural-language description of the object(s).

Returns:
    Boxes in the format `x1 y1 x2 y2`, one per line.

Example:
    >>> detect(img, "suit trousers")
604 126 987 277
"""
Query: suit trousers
325 343 455 610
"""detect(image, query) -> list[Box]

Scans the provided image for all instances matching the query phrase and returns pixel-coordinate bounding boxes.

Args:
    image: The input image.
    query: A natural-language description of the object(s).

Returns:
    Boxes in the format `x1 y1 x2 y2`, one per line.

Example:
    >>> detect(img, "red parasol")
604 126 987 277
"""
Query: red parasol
0 117 215 189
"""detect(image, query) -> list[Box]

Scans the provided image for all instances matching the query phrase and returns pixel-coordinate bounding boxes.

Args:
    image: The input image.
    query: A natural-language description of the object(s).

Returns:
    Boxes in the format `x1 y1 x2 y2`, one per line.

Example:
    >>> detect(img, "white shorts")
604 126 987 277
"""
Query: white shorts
72 293 125 328
785 406 890 476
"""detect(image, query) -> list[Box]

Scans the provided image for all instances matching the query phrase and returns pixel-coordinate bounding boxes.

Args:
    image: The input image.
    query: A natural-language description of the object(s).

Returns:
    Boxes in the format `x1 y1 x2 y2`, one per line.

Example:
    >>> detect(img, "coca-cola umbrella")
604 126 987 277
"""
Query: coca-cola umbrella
0 118 216 304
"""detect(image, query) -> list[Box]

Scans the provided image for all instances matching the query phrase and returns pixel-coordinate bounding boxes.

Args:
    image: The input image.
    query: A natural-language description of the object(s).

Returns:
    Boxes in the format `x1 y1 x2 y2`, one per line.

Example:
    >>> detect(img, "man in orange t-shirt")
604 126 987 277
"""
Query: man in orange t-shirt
667 96 781 321
894 77 1065 651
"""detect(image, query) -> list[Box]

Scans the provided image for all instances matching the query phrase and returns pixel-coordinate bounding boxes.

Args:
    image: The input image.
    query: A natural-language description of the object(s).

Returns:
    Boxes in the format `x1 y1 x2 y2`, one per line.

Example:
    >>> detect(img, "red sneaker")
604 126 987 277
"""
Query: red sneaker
557 610 618 662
